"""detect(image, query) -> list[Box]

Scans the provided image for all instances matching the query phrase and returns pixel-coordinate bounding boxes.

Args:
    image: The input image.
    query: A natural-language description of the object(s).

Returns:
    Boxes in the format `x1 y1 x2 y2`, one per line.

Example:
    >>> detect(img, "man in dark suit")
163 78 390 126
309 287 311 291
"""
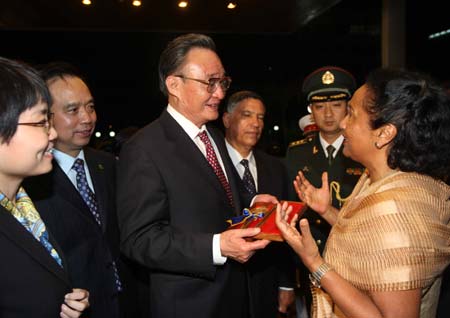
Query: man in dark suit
222 90 296 318
24 62 128 318
117 33 274 318
285 66 364 315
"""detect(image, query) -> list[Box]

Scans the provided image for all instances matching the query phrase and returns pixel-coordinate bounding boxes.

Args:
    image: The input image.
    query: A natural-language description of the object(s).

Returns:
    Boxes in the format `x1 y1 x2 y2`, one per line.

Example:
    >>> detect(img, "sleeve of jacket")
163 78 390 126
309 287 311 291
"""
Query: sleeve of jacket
116 136 216 279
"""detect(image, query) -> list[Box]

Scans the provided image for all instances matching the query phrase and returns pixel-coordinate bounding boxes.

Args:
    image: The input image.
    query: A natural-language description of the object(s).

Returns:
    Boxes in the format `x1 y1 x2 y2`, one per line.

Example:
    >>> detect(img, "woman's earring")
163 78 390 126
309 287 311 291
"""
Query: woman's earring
374 142 382 149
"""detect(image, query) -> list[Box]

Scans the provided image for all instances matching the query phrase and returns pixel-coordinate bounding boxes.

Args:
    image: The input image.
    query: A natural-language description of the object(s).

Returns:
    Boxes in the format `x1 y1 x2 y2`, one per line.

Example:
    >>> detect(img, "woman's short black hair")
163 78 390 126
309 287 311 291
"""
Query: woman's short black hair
0 57 51 144
364 68 450 181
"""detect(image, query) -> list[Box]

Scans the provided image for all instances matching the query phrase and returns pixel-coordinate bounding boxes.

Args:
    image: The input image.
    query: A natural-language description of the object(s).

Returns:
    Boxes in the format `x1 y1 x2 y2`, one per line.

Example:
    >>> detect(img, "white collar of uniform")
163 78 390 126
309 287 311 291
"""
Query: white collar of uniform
53 148 87 175
167 104 207 141
225 140 255 169
318 133 344 158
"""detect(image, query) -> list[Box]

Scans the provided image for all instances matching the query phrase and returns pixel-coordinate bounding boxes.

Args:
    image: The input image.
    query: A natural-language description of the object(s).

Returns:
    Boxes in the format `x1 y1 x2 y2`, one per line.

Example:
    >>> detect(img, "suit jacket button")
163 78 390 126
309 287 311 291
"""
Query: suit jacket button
315 219 321 225
316 239 322 246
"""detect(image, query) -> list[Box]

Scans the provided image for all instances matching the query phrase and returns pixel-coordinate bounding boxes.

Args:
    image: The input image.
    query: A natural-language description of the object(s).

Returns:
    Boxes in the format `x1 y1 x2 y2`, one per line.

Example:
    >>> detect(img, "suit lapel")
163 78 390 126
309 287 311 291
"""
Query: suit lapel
160 111 237 211
0 206 70 285
311 137 328 173
52 163 100 228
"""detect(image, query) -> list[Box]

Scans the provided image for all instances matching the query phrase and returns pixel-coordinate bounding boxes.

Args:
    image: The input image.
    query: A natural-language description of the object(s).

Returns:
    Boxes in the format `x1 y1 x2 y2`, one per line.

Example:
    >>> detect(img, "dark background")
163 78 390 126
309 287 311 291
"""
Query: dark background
1 0 448 155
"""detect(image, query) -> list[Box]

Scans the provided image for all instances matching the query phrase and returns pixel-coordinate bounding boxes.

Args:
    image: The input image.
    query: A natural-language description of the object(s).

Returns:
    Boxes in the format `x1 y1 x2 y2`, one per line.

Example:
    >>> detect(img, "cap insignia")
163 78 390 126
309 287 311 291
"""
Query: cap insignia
322 71 335 85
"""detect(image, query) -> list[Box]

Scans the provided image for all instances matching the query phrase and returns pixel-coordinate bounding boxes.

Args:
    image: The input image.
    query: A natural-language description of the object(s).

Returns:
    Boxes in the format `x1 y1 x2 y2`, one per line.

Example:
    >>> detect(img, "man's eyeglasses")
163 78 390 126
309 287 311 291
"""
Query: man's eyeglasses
175 75 232 93
18 113 54 134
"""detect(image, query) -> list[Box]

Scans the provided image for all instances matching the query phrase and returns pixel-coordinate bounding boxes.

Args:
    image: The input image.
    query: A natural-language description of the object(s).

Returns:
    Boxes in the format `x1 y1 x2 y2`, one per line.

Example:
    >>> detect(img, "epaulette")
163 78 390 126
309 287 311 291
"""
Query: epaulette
288 137 310 148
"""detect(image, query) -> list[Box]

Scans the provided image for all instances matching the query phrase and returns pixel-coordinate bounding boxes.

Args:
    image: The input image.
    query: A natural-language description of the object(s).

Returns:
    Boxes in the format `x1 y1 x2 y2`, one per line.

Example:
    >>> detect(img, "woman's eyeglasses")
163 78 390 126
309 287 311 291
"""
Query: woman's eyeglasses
17 113 54 134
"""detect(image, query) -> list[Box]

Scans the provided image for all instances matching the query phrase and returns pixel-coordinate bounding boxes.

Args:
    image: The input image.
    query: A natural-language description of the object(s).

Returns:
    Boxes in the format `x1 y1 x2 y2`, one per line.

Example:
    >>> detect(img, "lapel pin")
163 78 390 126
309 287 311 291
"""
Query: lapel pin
97 164 104 171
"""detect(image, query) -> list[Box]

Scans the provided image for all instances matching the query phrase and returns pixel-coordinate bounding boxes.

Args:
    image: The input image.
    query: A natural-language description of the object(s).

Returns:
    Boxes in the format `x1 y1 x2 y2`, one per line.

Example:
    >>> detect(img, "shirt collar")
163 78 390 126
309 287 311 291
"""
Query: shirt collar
167 104 206 140
225 140 255 168
318 133 344 156
53 148 86 174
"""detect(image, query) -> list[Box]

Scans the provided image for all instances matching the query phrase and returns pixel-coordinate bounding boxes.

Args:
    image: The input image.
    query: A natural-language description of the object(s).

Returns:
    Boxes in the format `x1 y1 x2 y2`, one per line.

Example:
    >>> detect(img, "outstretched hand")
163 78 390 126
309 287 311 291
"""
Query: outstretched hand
294 171 331 216
275 202 322 270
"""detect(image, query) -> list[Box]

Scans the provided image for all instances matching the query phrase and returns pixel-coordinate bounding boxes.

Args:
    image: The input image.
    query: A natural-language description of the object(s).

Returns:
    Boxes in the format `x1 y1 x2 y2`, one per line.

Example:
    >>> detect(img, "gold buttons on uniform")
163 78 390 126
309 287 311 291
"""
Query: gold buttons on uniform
315 219 321 225
316 239 322 245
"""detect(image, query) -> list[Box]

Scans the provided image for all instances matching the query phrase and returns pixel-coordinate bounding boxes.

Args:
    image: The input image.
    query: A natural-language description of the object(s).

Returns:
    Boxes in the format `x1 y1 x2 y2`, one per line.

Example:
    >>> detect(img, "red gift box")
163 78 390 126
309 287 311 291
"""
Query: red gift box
227 201 307 241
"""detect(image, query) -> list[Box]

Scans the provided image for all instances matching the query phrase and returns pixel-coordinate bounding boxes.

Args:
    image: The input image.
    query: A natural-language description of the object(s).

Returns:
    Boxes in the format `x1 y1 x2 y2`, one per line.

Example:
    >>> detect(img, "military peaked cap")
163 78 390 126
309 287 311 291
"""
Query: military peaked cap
302 66 356 102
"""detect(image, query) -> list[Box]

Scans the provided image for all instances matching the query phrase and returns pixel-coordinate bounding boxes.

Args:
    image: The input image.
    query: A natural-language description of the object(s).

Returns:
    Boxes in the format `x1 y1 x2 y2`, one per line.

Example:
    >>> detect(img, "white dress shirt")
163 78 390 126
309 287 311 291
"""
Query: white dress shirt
167 105 228 265
52 148 95 193
318 134 344 159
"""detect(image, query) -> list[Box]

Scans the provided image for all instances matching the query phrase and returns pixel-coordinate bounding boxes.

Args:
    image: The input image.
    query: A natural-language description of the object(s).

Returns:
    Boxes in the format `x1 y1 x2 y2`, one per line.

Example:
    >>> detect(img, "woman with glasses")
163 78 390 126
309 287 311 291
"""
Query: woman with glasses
277 68 450 318
0 56 89 318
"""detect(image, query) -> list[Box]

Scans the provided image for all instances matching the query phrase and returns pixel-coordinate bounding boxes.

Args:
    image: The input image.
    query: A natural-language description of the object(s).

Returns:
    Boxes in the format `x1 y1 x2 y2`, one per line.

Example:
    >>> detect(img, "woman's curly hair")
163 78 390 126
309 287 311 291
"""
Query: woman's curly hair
364 68 450 182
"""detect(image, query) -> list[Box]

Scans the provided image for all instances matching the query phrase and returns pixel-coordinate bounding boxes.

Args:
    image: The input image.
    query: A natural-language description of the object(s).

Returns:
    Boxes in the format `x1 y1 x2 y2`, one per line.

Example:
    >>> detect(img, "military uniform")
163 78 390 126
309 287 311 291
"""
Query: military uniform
285 135 364 251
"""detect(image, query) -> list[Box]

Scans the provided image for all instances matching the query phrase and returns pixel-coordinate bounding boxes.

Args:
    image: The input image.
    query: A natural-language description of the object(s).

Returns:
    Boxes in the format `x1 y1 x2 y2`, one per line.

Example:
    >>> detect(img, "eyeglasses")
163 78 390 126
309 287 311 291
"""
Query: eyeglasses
18 113 54 134
175 75 232 93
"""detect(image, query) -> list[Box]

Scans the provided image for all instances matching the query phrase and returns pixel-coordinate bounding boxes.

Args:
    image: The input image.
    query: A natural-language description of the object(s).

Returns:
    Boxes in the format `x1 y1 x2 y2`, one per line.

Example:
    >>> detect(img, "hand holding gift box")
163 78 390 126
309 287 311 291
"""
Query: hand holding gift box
227 201 307 241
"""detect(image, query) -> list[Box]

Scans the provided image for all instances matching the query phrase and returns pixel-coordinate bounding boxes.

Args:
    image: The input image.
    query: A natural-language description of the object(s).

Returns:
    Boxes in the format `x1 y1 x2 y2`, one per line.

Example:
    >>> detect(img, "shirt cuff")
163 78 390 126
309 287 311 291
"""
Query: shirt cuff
213 234 227 265
279 287 294 291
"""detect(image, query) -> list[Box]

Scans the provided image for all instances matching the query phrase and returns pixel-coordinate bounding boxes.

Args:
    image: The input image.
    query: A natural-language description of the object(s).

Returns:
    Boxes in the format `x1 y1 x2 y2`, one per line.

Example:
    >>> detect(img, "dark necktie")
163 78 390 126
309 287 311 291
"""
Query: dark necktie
72 158 101 225
326 145 335 166
198 131 234 207
240 159 257 197
72 158 123 292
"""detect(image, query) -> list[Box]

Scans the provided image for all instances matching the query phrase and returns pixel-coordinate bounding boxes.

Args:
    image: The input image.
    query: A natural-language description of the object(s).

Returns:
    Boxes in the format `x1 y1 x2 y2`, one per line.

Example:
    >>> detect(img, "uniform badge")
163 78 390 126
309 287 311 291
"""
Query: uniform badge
302 166 310 173
322 71 335 85
313 146 319 154
346 167 363 175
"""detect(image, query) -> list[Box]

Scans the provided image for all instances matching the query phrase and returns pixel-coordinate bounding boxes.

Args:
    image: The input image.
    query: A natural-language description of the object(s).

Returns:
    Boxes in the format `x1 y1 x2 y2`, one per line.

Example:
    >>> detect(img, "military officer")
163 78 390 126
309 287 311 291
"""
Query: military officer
285 66 364 315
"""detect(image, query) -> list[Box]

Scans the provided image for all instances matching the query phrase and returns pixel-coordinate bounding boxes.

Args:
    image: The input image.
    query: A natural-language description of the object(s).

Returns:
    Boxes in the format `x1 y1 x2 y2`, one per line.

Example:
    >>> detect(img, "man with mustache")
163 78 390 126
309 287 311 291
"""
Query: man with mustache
223 90 296 318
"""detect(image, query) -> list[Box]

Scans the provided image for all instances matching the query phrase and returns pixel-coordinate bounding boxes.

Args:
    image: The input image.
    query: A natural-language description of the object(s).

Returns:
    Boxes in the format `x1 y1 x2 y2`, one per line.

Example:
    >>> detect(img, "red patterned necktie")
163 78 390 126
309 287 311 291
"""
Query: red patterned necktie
198 131 234 207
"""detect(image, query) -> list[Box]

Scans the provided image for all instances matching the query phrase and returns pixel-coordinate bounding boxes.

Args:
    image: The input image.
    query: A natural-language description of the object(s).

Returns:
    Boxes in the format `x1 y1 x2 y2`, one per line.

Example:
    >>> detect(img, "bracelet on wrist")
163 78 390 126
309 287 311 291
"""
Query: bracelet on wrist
309 262 333 289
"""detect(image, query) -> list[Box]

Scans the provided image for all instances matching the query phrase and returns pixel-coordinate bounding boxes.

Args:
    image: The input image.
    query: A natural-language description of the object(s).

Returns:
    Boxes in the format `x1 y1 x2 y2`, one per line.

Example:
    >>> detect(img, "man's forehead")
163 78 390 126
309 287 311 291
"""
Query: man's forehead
182 48 224 75
312 100 347 106
238 99 265 111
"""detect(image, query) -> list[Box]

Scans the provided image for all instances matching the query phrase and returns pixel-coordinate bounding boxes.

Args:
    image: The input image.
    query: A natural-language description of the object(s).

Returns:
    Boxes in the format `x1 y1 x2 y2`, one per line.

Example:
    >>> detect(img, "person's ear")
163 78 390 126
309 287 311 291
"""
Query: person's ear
376 123 397 148
222 112 231 128
166 75 180 96
307 104 312 113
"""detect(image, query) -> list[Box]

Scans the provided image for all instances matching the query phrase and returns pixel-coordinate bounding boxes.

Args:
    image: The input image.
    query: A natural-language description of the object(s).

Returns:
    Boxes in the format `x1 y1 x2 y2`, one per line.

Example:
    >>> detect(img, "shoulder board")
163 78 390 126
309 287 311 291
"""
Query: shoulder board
288 138 310 148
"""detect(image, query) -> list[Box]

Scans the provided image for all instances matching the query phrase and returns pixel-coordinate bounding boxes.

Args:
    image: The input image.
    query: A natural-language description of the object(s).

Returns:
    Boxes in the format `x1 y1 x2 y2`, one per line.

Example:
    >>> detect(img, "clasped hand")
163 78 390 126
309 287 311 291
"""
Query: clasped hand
60 289 89 318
